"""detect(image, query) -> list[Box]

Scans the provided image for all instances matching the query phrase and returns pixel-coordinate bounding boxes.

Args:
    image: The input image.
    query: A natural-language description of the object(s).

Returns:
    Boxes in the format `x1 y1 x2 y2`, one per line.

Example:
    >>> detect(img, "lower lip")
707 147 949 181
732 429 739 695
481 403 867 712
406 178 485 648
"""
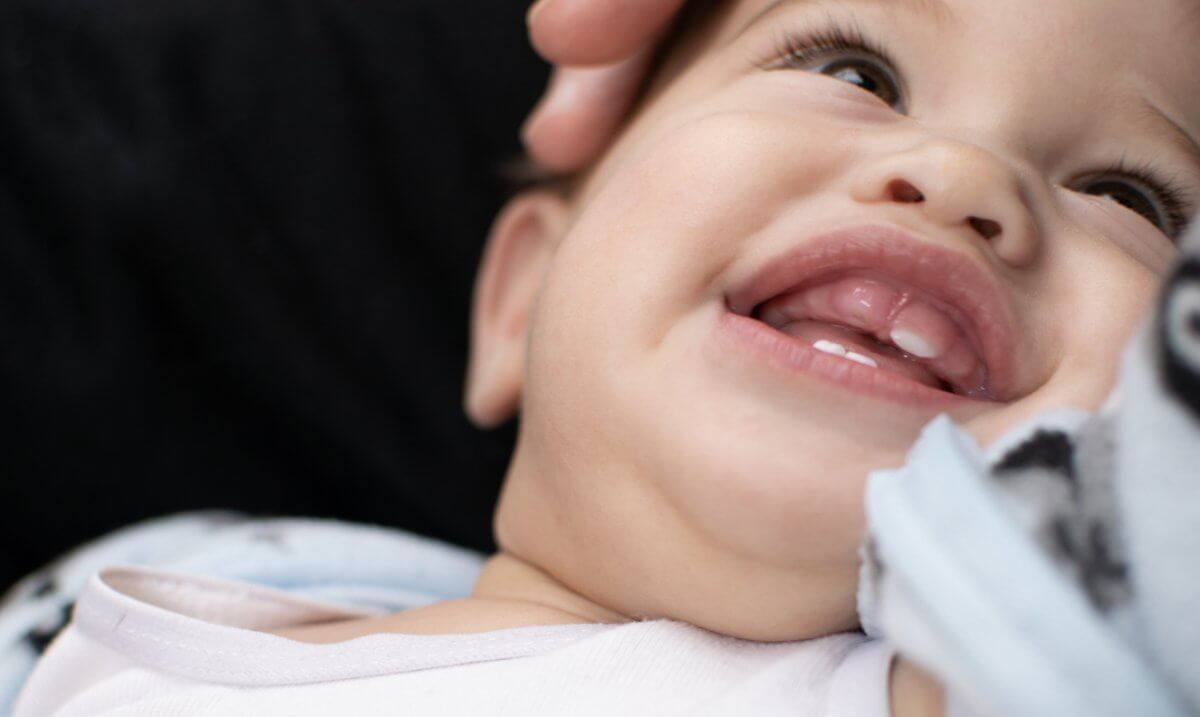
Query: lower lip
714 307 991 410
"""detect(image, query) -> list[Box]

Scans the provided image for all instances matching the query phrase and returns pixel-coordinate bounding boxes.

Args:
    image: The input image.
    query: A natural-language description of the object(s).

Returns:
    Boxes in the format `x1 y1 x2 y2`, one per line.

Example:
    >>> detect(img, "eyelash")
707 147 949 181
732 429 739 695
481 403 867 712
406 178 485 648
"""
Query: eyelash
758 20 1195 241
763 21 897 83
1096 159 1192 240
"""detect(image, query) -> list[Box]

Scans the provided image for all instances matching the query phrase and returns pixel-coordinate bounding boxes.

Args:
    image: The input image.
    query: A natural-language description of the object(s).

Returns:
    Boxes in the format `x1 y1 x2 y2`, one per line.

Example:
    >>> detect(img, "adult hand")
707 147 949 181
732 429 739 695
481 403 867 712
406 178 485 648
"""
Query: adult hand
522 0 688 174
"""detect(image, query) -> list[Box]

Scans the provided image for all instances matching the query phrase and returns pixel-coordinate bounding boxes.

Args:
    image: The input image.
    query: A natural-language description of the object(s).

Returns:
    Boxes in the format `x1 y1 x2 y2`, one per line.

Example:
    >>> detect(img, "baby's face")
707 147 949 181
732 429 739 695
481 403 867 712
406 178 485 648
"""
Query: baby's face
485 0 1199 640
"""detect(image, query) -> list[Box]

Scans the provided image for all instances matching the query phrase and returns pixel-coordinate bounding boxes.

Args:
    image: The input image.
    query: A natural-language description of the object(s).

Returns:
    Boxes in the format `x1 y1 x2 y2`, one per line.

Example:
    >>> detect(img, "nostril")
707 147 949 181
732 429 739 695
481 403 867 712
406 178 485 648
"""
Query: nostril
886 179 924 203
968 216 1002 240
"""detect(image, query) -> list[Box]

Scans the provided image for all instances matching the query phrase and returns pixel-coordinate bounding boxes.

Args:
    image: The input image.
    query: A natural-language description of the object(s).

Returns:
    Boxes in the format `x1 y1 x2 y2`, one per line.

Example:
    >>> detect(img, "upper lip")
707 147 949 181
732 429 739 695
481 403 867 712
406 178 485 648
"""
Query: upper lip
725 224 1020 401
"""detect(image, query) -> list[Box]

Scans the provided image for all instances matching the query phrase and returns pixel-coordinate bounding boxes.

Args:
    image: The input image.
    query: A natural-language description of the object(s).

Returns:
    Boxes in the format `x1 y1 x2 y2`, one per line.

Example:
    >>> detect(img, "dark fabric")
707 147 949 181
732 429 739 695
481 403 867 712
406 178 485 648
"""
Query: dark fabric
0 0 543 590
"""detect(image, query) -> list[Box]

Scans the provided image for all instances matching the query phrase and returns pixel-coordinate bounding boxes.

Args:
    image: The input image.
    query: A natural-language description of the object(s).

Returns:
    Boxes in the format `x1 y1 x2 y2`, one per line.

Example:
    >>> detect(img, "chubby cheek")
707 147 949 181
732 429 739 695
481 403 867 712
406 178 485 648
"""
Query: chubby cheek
555 67 895 350
538 104 860 435
527 112 838 446
525 109 886 569
564 107 861 342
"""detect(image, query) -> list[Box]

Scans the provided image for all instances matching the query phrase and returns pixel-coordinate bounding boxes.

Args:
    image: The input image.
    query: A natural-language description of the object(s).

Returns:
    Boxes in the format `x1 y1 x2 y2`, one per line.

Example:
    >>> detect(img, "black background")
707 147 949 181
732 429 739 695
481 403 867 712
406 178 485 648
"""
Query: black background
0 0 544 590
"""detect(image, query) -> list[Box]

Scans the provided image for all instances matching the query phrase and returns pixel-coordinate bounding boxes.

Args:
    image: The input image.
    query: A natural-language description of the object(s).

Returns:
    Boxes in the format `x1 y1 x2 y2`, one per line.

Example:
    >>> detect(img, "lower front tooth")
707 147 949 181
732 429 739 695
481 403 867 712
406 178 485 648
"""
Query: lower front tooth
813 340 849 357
845 351 879 368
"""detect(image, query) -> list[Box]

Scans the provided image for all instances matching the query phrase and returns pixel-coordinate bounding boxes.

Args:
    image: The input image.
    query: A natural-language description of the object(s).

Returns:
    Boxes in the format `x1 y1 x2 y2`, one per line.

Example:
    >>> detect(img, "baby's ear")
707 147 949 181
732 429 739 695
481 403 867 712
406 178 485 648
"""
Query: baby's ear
464 190 570 428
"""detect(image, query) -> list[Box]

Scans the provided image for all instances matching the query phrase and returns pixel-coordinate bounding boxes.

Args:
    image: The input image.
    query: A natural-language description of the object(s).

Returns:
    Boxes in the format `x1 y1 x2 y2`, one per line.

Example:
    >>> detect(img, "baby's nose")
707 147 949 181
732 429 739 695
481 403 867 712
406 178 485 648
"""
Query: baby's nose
850 140 1039 268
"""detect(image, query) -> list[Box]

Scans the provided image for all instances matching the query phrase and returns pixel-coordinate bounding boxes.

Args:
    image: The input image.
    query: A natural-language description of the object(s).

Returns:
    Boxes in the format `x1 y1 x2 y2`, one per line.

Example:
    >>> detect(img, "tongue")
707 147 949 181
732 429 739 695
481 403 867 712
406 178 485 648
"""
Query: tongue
759 275 988 395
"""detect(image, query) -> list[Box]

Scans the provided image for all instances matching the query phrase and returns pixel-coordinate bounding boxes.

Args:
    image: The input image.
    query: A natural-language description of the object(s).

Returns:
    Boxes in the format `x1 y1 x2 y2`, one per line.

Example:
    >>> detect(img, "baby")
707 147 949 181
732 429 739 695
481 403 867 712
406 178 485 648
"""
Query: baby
13 0 1200 714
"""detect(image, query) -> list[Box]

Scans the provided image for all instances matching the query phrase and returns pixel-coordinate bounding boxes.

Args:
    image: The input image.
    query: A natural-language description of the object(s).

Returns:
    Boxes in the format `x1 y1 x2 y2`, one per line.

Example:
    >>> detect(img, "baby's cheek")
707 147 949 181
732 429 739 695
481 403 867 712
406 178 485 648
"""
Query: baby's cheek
604 72 873 204
618 107 857 216
562 111 859 346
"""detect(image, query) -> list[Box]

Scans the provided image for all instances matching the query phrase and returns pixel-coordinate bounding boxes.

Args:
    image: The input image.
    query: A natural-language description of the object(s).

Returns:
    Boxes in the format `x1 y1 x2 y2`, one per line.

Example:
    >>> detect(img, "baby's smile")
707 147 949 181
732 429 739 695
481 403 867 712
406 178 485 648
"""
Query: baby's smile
722 223 1016 404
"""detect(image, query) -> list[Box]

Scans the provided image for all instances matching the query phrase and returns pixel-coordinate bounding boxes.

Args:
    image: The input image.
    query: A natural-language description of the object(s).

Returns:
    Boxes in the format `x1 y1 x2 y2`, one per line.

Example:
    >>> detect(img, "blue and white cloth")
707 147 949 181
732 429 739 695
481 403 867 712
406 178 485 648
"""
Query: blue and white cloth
859 222 1200 716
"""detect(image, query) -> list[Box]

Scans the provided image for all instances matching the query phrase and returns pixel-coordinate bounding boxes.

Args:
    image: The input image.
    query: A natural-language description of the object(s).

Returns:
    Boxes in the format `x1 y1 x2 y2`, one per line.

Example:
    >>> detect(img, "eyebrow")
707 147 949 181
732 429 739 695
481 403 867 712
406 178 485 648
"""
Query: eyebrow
737 0 959 38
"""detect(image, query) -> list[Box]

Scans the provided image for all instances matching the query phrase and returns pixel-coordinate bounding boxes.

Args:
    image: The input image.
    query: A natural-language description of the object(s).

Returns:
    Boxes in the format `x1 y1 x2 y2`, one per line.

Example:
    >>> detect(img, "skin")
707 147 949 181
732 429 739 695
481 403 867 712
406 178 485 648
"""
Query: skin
280 0 1199 712
523 0 687 172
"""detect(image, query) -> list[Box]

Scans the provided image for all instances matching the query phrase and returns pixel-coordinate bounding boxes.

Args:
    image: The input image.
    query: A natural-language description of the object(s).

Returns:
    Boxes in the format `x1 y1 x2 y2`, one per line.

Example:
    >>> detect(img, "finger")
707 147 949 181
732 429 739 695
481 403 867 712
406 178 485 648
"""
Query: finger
528 0 688 66
521 49 655 174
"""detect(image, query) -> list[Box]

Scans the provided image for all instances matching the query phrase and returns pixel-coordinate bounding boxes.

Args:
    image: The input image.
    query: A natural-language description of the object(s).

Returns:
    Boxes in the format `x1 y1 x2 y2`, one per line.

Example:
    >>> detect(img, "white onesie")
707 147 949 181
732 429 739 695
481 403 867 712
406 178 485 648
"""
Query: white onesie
15 565 895 717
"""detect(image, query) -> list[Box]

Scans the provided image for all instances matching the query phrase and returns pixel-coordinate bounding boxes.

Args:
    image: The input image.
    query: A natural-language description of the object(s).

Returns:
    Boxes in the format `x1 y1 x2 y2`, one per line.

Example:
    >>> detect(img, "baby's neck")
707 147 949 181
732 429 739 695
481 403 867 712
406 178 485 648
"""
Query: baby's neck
468 552 631 626
270 552 629 643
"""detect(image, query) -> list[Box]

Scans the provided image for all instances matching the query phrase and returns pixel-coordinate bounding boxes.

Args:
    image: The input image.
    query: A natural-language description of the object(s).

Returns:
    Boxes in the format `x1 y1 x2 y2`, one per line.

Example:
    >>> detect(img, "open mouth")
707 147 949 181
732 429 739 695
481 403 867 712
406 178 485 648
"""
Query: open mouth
725 225 1019 403
752 273 990 398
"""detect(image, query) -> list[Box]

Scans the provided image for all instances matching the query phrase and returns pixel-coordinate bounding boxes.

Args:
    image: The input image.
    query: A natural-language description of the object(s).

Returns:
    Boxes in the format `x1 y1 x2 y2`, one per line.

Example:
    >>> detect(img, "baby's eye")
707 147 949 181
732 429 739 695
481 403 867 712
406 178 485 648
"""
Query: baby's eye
764 24 906 113
815 59 901 110
1075 165 1191 241
1085 179 1161 226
